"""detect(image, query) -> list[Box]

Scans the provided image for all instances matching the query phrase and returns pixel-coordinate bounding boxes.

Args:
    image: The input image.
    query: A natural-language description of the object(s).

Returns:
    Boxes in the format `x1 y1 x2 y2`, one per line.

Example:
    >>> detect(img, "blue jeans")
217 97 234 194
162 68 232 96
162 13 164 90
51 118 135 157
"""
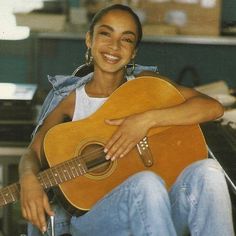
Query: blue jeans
28 159 234 236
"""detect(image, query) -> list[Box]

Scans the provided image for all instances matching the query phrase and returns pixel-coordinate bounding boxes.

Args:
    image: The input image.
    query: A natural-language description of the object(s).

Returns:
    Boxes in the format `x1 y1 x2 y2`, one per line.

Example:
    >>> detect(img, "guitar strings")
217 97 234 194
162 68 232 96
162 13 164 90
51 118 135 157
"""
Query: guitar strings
47 146 108 174
65 146 108 163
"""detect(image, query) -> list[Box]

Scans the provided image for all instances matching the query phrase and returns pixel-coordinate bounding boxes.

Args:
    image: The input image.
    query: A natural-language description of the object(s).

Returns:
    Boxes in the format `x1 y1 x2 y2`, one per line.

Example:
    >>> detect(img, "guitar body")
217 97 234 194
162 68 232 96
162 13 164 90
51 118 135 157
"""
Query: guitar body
43 76 207 214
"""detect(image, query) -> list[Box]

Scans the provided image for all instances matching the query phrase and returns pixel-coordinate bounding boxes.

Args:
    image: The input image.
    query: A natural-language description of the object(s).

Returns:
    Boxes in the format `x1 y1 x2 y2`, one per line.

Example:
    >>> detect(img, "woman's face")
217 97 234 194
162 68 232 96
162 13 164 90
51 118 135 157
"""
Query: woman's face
86 9 138 74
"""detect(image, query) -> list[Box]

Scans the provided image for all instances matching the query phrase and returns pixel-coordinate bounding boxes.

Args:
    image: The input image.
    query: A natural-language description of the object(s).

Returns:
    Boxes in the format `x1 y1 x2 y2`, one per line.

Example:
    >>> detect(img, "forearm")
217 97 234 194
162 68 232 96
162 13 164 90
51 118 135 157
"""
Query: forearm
145 95 224 128
19 148 41 179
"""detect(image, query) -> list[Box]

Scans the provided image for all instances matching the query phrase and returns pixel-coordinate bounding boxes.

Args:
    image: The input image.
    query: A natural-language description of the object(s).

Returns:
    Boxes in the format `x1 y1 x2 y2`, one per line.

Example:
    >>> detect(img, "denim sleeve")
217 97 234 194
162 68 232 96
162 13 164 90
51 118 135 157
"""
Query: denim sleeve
133 64 159 75
32 89 63 137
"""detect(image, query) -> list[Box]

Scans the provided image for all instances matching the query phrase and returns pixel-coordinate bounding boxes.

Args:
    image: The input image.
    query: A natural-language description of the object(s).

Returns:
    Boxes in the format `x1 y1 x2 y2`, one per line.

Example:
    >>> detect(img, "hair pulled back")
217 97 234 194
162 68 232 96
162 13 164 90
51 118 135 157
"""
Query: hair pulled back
88 4 143 48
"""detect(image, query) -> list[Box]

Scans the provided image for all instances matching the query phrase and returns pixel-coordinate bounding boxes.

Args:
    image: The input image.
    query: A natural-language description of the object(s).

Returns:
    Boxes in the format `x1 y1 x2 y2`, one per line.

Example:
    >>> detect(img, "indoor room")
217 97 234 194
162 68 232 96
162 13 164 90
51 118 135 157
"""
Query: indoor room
0 0 236 235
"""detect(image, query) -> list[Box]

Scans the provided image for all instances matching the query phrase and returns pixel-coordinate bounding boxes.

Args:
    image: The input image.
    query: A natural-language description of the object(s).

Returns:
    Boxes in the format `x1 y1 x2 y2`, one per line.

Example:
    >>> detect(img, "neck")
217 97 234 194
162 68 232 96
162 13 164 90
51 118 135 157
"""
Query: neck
86 69 127 97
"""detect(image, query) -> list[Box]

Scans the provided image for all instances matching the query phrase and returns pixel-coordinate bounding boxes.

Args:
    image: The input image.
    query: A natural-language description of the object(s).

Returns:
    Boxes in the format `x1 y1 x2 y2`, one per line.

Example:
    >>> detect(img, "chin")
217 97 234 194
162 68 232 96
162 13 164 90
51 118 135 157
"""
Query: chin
99 64 124 74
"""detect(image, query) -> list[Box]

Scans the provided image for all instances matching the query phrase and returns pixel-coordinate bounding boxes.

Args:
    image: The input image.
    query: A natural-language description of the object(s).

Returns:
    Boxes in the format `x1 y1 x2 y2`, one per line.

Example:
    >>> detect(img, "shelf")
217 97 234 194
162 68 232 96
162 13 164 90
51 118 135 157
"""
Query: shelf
33 31 236 45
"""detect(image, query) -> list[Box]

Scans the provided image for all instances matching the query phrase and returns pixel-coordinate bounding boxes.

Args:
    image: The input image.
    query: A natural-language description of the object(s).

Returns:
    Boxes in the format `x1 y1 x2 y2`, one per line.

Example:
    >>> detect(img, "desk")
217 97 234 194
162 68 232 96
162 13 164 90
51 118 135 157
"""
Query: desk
0 146 27 236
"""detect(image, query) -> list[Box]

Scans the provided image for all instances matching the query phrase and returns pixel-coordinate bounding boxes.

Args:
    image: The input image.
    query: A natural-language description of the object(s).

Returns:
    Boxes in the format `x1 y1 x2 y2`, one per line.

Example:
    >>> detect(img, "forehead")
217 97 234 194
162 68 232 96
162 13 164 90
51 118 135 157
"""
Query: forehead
95 9 138 33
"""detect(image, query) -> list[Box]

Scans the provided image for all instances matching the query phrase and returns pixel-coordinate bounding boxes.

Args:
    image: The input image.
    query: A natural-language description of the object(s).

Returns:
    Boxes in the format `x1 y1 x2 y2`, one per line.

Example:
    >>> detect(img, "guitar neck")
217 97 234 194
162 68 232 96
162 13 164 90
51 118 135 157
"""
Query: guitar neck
37 154 88 189
0 182 20 207
0 155 88 207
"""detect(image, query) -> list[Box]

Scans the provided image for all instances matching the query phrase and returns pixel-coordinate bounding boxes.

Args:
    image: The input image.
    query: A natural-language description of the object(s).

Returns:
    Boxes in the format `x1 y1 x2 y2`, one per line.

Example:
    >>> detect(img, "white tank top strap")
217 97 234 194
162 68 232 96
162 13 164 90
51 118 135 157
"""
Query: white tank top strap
126 74 135 81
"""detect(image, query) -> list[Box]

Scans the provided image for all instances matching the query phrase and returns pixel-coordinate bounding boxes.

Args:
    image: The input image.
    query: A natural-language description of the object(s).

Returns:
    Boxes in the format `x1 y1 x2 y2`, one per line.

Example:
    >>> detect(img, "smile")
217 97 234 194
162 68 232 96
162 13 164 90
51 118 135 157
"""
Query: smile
103 53 120 63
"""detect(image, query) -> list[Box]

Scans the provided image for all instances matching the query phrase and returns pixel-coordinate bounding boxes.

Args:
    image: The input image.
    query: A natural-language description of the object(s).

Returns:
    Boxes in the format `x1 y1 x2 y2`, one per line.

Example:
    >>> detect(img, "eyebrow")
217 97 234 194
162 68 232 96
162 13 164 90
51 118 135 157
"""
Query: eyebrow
98 24 136 37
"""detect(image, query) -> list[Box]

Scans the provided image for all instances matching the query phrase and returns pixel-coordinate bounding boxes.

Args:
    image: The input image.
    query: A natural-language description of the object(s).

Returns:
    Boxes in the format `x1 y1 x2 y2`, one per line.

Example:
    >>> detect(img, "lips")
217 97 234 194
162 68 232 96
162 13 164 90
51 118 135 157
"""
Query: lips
102 53 120 64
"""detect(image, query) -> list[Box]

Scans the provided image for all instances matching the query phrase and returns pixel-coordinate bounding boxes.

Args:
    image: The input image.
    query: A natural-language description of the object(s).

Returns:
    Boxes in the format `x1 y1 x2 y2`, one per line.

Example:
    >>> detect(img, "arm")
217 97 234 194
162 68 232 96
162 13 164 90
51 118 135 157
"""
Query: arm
144 80 224 127
19 91 75 233
104 74 224 161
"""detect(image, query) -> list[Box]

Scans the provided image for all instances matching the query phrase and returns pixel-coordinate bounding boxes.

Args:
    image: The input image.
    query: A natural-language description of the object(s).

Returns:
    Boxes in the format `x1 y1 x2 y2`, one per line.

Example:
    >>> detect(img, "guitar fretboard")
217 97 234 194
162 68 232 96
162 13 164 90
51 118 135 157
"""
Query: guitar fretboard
0 183 20 207
38 156 87 189
0 155 88 207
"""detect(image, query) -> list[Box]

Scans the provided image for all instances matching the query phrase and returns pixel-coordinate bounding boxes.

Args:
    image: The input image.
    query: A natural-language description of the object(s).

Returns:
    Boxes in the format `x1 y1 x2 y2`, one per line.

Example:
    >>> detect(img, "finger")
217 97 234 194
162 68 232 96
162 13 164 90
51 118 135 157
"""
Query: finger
119 142 136 158
104 131 122 154
43 195 54 216
37 204 47 233
111 139 135 161
105 118 124 126
21 206 27 219
28 200 40 227
24 203 33 221
108 137 129 161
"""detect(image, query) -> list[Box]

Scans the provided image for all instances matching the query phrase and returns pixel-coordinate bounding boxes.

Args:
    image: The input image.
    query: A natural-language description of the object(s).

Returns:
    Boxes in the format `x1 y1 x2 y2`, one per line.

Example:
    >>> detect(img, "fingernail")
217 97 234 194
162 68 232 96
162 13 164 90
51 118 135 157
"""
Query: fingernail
104 148 108 153
105 154 110 160
42 226 47 233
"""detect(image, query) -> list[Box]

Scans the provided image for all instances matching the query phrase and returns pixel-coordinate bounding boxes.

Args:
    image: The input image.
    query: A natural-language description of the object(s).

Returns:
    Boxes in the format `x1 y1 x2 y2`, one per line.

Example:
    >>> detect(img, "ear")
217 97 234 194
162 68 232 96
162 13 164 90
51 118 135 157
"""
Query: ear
85 32 92 48
131 49 137 60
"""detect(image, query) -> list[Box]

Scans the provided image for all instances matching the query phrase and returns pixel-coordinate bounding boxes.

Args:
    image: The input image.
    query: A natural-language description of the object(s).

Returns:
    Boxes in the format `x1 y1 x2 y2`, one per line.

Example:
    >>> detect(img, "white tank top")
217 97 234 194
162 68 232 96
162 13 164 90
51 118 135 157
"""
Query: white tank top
72 75 135 121
72 84 108 121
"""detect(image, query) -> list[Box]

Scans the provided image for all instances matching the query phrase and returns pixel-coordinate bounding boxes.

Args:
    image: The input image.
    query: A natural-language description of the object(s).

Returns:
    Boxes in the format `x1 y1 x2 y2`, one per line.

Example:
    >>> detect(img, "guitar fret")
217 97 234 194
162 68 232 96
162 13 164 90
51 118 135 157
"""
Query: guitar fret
61 165 67 182
62 163 71 181
74 159 82 175
77 158 87 174
71 159 80 176
39 172 49 189
0 191 7 205
71 159 81 177
56 168 63 183
50 167 61 185
2 188 12 204
66 162 74 179
49 168 57 185
7 186 15 202
45 170 54 187
43 171 50 188
68 160 77 178
10 184 20 200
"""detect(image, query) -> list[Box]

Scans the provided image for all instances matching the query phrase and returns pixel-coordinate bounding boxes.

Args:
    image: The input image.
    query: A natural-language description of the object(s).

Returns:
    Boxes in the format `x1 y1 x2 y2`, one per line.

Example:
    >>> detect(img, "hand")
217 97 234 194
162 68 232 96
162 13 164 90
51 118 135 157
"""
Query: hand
104 112 151 161
20 173 54 233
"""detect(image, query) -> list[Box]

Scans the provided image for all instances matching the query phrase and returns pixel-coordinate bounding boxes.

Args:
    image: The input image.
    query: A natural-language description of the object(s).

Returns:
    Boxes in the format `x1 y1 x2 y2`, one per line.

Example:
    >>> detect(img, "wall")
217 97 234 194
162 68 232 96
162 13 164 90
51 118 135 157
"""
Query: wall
1 0 236 89
1 36 235 90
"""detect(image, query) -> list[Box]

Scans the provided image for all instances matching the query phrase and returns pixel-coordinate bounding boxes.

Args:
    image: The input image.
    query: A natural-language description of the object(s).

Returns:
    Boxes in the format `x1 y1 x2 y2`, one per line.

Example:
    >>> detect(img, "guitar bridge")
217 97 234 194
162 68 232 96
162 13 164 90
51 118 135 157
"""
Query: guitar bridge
136 137 154 167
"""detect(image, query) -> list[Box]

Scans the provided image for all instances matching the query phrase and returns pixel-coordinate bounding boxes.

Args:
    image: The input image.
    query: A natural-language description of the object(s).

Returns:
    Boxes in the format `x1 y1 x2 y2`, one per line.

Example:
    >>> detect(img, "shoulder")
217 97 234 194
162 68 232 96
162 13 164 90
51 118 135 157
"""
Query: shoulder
57 90 76 118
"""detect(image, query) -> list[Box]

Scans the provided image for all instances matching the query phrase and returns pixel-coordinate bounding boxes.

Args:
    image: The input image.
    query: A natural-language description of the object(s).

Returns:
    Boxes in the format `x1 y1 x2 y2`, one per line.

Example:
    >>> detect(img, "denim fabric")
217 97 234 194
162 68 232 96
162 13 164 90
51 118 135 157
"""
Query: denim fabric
32 64 158 137
27 159 234 236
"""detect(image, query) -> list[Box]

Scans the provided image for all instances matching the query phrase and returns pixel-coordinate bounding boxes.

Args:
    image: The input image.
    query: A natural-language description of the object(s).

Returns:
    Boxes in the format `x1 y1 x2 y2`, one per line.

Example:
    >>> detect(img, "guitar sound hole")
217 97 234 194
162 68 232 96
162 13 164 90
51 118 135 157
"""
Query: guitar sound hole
80 143 111 175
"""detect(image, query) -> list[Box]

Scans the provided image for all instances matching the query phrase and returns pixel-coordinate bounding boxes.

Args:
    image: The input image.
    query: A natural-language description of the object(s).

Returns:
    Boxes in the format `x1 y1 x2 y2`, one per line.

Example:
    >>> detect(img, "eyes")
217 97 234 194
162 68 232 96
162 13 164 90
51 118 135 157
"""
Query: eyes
98 30 135 45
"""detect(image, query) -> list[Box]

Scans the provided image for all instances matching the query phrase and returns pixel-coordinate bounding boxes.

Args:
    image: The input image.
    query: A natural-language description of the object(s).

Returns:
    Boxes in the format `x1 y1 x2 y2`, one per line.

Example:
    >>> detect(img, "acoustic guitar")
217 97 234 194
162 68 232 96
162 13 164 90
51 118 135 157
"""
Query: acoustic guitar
0 76 207 215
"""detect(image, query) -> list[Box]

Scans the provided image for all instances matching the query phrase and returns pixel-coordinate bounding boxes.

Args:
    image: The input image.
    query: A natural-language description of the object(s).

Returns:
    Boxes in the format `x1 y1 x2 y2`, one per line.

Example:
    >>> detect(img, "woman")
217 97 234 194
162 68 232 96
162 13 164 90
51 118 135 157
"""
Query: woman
19 4 234 236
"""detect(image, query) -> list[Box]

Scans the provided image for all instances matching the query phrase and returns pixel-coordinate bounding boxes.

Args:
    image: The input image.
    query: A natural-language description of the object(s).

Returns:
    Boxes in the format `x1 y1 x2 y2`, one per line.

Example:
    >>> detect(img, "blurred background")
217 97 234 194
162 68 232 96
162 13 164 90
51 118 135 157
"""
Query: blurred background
1 0 236 89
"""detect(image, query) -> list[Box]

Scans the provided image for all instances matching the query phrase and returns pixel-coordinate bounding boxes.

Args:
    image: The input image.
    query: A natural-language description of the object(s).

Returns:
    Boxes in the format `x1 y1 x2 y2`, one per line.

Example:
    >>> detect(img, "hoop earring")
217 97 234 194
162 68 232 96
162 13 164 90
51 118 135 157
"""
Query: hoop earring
125 60 135 76
85 48 93 66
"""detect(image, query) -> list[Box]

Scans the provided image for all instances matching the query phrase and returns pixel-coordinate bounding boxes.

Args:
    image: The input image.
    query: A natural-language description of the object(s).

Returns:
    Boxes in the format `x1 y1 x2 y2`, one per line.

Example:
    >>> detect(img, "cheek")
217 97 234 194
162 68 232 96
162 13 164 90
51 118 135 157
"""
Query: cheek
124 47 136 60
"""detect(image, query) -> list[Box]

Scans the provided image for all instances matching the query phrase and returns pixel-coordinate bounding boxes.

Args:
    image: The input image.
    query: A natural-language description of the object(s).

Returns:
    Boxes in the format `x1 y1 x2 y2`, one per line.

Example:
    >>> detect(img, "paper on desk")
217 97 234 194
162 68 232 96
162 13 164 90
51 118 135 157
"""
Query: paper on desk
221 109 236 129
195 80 229 96
195 80 236 107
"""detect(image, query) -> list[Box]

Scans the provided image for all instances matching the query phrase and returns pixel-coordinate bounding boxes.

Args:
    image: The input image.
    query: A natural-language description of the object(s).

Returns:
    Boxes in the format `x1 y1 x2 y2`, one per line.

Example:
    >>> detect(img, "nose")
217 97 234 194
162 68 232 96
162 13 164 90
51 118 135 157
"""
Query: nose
109 37 120 50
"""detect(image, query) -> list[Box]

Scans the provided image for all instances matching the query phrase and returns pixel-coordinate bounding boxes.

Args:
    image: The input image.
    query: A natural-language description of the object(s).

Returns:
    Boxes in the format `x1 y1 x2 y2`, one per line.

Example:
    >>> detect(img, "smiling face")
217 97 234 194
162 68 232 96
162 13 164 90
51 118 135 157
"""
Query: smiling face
86 9 138 74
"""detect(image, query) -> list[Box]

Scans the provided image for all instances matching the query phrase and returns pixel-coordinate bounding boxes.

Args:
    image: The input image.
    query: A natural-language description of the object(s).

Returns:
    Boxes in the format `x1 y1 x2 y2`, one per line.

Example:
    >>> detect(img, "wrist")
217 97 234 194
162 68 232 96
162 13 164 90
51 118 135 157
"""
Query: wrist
19 169 37 182
143 110 157 129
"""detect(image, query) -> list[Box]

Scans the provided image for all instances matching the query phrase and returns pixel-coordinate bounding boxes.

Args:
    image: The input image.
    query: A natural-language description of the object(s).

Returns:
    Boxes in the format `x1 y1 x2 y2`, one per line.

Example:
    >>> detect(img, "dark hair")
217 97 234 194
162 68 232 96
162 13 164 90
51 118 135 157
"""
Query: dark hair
89 4 143 48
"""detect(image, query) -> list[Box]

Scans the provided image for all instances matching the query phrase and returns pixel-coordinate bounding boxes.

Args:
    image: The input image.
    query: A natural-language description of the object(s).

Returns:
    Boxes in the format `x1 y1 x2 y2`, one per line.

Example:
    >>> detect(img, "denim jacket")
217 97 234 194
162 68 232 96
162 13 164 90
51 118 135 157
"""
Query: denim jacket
33 64 158 136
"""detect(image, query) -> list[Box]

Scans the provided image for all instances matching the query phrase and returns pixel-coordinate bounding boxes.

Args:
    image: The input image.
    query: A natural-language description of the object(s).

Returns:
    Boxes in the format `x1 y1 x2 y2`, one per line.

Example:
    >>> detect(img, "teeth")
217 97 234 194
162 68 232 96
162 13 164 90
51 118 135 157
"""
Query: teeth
104 53 119 61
